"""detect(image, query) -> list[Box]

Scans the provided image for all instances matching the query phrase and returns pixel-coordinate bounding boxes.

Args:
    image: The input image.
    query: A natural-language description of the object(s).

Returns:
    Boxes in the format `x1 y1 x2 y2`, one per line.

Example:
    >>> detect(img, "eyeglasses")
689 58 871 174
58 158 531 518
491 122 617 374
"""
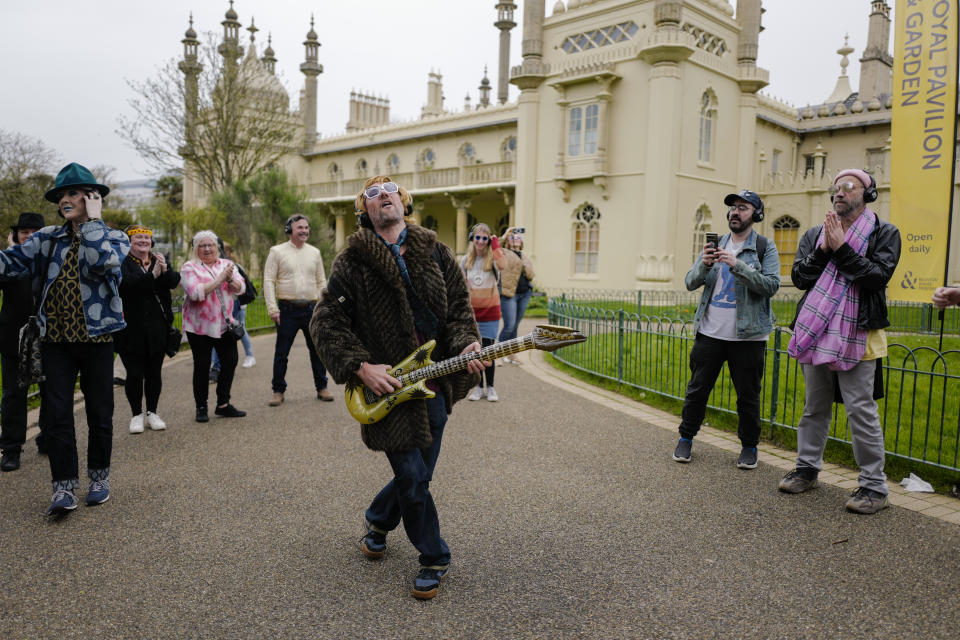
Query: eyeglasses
472 235 489 242
728 204 752 213
364 182 399 199
828 181 861 196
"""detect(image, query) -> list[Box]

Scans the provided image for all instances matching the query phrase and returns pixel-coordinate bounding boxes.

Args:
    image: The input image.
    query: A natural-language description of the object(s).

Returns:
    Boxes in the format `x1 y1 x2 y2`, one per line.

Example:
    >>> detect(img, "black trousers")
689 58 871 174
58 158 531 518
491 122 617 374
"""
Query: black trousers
187 332 238 408
119 350 164 416
679 333 765 448
41 342 114 482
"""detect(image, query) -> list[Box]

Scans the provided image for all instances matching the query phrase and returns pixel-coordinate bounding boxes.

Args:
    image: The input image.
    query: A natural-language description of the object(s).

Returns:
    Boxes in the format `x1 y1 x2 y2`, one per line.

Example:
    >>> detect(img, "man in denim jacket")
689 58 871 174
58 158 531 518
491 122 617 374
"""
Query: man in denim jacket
672 190 780 469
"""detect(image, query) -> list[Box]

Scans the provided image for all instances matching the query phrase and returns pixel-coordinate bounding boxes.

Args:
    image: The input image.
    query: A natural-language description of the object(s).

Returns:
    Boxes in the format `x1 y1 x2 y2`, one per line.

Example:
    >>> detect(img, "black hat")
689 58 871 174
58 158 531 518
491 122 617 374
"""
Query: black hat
723 189 764 213
44 162 110 203
11 212 45 232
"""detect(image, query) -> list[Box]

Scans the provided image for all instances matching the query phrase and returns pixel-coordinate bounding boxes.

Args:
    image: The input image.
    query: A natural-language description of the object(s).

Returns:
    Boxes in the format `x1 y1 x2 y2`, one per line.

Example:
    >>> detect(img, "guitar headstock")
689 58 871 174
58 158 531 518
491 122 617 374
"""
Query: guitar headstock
531 324 587 352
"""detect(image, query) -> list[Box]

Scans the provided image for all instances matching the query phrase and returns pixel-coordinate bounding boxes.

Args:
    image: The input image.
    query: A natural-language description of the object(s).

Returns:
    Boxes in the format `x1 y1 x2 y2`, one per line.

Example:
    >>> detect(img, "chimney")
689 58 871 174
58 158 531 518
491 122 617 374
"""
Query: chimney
858 0 893 102
421 71 445 117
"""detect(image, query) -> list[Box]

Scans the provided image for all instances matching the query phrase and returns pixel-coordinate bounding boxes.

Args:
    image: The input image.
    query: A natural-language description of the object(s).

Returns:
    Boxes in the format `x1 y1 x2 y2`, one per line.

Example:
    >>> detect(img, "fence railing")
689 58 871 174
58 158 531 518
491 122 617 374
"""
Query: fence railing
548 298 960 474
542 288 960 335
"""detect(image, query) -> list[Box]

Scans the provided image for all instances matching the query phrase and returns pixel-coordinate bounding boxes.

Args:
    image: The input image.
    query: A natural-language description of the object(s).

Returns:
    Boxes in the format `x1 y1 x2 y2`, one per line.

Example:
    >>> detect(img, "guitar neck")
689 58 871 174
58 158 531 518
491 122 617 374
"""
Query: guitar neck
401 335 535 385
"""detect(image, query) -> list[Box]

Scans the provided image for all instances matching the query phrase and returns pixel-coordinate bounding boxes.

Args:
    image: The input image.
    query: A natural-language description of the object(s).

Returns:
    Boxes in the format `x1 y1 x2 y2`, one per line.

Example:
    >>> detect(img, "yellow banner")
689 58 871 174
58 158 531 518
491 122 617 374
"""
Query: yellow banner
890 0 959 302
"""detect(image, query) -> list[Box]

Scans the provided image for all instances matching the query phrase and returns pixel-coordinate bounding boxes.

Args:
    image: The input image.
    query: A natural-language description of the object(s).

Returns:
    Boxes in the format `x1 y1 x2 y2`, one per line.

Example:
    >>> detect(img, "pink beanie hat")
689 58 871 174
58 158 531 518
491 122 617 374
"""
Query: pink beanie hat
834 169 871 188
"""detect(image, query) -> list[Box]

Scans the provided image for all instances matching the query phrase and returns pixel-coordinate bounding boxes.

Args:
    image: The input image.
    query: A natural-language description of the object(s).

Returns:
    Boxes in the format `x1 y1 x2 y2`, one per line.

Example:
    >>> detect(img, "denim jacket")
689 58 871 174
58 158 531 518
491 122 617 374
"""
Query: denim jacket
0 220 130 337
685 229 781 340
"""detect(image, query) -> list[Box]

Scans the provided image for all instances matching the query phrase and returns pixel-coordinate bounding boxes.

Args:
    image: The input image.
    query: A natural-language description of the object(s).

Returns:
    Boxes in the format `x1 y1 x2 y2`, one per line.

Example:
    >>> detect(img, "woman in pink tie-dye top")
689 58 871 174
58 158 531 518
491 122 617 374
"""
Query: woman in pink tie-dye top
459 223 507 402
180 230 247 423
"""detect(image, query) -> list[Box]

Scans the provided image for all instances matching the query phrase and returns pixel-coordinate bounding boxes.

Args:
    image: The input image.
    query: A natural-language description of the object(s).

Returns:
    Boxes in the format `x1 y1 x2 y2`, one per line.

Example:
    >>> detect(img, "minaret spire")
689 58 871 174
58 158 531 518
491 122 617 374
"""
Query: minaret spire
494 2 517 104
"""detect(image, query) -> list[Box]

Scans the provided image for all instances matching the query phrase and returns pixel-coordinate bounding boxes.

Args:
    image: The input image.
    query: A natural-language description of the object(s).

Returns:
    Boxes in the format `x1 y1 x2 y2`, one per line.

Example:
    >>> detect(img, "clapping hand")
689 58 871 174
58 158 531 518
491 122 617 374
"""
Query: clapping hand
822 210 845 252
933 287 960 310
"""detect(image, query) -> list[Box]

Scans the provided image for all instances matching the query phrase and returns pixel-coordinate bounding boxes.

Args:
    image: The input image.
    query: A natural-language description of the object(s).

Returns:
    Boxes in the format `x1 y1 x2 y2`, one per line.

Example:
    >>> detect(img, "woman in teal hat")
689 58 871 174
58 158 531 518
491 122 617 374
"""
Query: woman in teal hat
0 162 130 517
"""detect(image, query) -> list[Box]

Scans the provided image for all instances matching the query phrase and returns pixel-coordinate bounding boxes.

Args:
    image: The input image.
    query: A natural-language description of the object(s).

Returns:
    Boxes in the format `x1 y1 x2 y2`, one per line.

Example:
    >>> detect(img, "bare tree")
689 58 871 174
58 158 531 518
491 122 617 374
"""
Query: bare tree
0 129 61 224
117 33 298 195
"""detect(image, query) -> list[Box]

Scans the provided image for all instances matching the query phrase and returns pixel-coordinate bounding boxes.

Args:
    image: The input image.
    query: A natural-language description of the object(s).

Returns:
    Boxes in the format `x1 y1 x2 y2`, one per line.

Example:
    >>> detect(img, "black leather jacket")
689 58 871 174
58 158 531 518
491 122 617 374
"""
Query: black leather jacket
791 212 901 330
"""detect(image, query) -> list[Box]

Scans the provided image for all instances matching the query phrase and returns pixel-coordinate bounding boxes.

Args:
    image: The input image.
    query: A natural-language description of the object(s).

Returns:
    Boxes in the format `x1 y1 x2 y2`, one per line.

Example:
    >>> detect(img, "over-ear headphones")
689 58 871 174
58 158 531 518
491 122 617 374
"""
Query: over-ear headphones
726 203 764 224
285 214 308 235
863 172 878 203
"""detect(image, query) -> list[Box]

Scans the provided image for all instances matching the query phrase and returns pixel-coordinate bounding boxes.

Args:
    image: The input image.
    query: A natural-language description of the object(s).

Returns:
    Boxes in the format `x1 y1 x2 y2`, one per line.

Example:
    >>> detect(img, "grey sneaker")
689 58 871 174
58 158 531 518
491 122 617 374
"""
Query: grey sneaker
778 467 819 493
672 438 692 463
736 447 758 469
845 487 889 514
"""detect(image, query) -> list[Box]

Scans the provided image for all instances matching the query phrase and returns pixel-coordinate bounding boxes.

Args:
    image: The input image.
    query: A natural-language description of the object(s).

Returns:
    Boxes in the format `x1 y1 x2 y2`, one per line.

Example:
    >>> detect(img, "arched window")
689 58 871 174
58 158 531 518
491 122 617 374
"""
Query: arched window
501 136 517 161
692 205 712 264
356 158 368 177
420 148 436 169
572 202 601 274
773 215 801 278
698 90 717 163
422 215 439 232
328 162 339 179
458 142 476 163
386 153 400 174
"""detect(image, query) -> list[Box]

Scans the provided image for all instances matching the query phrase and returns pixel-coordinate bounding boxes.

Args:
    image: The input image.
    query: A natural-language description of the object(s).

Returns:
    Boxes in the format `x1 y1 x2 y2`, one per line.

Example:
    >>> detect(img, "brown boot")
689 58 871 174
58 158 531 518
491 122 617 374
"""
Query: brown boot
268 392 284 406
317 388 334 402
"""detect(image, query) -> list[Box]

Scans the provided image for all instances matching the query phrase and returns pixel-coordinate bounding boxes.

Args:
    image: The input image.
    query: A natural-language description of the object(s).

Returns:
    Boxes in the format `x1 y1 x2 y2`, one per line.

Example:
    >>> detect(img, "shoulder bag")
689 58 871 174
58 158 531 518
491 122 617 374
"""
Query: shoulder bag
17 238 58 387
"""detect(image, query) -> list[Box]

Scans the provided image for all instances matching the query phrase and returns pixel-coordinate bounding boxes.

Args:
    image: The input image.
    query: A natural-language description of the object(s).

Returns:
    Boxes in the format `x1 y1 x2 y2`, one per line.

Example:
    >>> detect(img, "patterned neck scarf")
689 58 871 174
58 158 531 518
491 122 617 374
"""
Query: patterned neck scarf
788 208 876 371
377 228 439 340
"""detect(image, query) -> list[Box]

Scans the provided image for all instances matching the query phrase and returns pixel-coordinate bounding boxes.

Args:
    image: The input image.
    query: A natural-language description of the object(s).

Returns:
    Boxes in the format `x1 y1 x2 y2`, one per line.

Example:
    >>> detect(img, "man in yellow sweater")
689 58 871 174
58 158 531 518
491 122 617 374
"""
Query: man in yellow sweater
263 214 332 406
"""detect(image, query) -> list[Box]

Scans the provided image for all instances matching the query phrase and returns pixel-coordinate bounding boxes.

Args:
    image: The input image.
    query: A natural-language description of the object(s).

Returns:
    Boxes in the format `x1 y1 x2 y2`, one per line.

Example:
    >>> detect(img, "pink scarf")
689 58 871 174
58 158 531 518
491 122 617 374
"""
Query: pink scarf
788 208 876 371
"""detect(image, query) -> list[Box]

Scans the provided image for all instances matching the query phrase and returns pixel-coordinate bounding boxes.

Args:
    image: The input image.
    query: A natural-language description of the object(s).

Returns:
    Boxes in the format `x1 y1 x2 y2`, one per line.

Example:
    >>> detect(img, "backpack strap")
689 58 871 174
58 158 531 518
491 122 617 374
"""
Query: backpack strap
755 234 767 262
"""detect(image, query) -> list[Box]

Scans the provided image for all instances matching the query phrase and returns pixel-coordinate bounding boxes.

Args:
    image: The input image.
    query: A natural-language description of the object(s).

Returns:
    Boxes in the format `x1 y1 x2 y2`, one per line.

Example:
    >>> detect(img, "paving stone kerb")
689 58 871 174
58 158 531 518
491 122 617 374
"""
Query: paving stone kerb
1 320 959 639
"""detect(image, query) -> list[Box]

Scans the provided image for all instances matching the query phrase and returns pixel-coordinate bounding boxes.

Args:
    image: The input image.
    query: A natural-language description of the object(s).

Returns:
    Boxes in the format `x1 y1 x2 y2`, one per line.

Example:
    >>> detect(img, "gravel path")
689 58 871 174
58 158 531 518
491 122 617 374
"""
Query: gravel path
1 321 958 639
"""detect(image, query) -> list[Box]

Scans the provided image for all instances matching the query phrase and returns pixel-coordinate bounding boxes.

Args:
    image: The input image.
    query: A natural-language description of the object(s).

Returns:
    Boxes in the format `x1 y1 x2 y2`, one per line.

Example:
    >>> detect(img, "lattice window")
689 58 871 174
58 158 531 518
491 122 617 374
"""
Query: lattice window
459 142 476 162
692 206 711 265
501 136 517 161
680 23 728 57
573 203 601 274
568 107 582 156
698 91 717 163
561 21 639 54
420 148 436 169
386 153 400 173
568 104 599 157
773 216 801 278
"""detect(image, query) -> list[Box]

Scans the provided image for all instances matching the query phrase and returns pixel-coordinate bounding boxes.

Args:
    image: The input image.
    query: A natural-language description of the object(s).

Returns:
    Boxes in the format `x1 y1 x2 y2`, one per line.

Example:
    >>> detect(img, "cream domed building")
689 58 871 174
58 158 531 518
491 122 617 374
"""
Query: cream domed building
180 0 958 290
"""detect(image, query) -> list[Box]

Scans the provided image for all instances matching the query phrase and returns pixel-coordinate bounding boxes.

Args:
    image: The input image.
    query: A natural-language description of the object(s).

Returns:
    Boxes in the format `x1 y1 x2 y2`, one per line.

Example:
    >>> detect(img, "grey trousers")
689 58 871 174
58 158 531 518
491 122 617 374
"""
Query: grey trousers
796 360 888 495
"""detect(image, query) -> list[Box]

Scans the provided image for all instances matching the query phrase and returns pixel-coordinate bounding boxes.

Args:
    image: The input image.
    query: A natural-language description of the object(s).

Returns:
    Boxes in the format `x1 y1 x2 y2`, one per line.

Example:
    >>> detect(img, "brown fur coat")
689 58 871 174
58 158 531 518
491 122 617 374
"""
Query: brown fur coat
309 224 480 452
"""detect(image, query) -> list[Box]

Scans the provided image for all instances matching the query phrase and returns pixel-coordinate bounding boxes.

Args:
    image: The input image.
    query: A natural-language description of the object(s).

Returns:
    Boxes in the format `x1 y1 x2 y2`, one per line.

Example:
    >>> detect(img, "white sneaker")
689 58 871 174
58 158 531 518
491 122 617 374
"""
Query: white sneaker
501 356 514 365
145 411 167 431
129 414 144 434
467 386 485 401
242 355 256 368
486 387 499 402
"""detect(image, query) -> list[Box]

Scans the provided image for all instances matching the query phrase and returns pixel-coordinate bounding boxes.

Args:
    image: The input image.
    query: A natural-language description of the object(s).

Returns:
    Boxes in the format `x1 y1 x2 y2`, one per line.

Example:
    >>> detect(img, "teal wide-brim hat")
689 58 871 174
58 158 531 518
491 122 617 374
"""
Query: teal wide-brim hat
44 162 110 203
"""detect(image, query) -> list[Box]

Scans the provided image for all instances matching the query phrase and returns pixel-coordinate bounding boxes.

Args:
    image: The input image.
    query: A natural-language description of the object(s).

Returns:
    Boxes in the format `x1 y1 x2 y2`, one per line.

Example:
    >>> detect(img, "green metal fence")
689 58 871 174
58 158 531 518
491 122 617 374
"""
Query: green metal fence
543 288 960 335
548 297 960 474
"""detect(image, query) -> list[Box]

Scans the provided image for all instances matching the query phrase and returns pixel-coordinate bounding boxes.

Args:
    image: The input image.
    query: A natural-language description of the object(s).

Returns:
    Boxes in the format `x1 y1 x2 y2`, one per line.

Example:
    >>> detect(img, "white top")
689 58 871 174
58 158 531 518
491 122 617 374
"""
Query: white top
262 241 327 315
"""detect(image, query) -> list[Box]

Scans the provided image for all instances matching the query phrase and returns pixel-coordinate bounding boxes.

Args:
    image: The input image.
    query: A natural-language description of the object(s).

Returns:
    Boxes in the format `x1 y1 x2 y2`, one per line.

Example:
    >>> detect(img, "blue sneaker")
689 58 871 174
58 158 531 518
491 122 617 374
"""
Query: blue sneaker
47 489 78 516
361 520 387 559
737 447 759 469
412 567 448 600
86 469 110 506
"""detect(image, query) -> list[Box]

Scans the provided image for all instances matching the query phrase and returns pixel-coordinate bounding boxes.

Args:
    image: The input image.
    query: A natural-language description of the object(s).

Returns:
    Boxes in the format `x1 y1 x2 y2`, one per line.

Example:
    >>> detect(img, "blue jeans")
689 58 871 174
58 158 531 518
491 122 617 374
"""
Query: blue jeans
272 301 327 393
365 395 451 568
498 289 532 342
212 306 252 371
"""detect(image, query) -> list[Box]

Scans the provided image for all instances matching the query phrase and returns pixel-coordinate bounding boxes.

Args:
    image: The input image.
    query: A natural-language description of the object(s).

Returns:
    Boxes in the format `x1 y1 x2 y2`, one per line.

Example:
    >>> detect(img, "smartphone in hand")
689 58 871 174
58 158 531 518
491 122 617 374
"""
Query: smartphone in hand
705 232 719 249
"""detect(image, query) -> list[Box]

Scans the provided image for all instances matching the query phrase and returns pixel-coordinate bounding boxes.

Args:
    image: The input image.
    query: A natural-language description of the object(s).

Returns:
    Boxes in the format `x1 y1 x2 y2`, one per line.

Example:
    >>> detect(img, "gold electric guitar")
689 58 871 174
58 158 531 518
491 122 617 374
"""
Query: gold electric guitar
345 324 587 424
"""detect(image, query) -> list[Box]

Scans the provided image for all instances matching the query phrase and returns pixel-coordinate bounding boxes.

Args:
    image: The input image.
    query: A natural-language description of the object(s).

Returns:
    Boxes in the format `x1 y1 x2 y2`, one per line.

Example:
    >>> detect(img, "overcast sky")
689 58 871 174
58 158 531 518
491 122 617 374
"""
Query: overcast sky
0 0 892 182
